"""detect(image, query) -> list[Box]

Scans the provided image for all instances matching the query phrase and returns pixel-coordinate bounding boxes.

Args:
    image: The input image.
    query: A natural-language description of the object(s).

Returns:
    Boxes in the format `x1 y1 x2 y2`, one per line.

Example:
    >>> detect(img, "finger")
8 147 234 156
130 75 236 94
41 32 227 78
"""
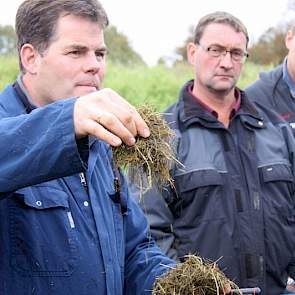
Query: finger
104 90 150 138
112 103 150 138
127 107 150 138
222 283 232 294
97 112 136 145
88 88 150 138
103 107 138 137
95 110 104 125
121 109 138 137
84 119 122 147
89 111 136 146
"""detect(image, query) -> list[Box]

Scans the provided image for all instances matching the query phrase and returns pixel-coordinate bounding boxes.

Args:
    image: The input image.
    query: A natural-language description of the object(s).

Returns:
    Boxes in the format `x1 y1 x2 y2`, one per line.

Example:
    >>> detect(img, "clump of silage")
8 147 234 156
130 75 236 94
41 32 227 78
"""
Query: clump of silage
152 255 238 295
112 105 180 192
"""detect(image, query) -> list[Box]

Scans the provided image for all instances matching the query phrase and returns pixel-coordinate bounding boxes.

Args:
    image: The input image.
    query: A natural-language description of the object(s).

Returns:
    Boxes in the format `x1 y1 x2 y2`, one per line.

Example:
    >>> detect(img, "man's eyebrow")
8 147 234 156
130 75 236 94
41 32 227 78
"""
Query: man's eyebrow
209 43 244 50
208 43 225 47
96 46 108 52
65 44 108 52
65 44 87 50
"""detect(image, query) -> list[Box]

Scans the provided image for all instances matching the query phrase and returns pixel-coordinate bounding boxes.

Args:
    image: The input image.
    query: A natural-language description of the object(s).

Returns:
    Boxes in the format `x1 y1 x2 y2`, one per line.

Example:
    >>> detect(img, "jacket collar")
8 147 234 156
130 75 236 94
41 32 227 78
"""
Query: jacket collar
178 80 264 129
13 79 36 114
282 57 295 99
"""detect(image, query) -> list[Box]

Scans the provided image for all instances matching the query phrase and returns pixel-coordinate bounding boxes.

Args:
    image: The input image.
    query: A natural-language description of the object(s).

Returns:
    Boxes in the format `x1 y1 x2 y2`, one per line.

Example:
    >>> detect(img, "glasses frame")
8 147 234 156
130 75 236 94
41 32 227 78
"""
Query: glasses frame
197 42 249 63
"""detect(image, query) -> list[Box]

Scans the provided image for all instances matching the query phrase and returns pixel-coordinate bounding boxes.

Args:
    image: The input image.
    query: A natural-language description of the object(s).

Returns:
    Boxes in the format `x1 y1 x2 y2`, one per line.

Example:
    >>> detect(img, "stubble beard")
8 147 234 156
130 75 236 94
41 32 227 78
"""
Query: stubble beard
206 78 237 97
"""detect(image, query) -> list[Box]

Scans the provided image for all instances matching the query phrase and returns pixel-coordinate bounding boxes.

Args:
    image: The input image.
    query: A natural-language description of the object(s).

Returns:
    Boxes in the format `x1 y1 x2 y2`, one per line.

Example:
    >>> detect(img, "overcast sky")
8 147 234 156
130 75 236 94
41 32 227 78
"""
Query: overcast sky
0 0 293 65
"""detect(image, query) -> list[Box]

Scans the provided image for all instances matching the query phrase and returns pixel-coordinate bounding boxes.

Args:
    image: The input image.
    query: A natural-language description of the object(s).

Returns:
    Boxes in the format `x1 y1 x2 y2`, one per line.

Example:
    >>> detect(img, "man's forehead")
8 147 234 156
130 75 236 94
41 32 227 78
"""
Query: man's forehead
51 16 106 50
201 23 247 47
55 14 104 37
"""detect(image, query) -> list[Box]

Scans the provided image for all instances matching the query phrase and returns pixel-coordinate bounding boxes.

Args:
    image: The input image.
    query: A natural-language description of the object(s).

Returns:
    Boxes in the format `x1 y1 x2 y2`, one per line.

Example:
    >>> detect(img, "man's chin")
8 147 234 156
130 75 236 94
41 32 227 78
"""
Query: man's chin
74 86 100 96
208 84 235 96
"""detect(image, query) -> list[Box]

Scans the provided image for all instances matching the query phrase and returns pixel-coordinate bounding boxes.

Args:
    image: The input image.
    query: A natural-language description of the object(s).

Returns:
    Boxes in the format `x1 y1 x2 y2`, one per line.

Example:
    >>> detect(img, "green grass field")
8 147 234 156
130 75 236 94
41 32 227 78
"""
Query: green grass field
0 56 19 90
0 55 272 111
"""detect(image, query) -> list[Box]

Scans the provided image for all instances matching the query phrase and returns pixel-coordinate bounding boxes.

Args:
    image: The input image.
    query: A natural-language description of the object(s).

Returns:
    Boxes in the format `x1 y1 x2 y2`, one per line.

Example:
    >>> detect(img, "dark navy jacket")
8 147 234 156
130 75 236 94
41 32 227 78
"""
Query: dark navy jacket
131 81 295 295
246 63 295 130
0 84 174 295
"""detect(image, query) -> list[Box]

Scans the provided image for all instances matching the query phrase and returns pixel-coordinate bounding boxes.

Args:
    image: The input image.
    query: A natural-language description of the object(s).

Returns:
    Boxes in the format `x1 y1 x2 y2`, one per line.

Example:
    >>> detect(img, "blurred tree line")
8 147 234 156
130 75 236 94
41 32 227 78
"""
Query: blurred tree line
0 25 16 55
104 26 145 66
0 24 145 66
248 26 288 65
1 0 295 68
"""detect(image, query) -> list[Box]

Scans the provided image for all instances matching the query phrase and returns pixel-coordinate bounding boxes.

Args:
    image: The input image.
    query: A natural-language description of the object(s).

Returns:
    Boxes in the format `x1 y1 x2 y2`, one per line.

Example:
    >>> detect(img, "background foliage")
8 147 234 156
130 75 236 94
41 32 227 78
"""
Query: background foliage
0 25 16 55
0 8 282 110
104 25 146 66
0 55 271 111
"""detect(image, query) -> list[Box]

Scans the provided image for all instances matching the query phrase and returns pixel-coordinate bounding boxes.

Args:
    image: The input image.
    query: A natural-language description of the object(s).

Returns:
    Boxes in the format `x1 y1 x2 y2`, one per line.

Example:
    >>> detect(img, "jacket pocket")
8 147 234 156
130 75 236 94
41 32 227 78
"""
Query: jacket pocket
259 163 295 220
259 163 295 273
260 163 293 183
9 185 78 277
172 169 224 221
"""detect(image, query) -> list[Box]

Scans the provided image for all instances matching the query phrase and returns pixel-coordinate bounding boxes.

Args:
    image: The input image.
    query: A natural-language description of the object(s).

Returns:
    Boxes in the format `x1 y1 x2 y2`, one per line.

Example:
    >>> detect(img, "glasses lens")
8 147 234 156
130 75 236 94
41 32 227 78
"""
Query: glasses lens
208 45 224 57
202 43 248 63
231 50 245 62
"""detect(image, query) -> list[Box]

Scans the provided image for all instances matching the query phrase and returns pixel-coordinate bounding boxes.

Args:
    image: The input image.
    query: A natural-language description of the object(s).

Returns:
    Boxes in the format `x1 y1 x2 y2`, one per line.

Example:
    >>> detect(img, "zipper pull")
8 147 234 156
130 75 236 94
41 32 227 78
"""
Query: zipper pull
114 176 125 215
114 177 120 194
79 173 87 187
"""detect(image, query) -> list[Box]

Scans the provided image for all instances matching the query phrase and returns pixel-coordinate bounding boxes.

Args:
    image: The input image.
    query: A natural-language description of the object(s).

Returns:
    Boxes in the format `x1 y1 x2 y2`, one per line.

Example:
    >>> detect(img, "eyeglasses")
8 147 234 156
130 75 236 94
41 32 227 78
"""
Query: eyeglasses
197 43 249 63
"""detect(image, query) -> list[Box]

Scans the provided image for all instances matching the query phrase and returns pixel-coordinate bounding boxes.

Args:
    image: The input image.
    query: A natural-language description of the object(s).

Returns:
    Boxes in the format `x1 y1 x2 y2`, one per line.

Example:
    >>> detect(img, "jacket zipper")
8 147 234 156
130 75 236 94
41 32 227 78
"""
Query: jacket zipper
80 172 87 188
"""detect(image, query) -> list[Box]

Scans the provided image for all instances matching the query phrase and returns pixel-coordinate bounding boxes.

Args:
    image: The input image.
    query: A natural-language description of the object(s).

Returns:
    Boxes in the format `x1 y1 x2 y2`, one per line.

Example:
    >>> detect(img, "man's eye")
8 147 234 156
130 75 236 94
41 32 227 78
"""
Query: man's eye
231 50 244 57
209 47 223 53
68 50 81 56
96 52 106 58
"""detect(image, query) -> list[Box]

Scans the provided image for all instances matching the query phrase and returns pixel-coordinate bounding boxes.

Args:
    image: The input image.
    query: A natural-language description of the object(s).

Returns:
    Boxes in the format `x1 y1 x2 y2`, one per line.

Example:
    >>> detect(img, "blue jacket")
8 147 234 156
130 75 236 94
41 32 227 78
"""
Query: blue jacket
130 81 295 295
0 84 174 295
245 63 295 130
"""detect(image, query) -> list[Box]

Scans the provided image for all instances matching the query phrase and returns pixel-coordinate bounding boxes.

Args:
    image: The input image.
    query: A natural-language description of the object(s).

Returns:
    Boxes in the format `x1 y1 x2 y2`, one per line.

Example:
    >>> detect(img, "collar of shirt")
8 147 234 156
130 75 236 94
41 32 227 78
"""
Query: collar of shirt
282 57 295 99
14 75 37 113
187 83 241 120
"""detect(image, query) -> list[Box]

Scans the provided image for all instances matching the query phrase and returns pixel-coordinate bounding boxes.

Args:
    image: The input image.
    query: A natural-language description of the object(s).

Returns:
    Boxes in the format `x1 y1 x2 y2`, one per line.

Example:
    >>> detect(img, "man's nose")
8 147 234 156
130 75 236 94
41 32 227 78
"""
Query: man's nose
83 53 103 73
219 51 234 68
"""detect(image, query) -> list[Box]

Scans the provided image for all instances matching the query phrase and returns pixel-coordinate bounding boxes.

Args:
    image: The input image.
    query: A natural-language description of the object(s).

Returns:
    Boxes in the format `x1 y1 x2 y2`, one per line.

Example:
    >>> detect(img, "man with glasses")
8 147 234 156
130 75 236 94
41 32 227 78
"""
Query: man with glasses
130 11 295 295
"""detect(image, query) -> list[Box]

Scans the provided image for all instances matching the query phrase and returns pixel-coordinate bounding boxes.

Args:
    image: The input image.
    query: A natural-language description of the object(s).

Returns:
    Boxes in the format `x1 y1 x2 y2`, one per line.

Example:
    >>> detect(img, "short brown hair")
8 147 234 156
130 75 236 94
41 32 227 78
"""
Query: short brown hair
15 0 109 71
193 11 249 48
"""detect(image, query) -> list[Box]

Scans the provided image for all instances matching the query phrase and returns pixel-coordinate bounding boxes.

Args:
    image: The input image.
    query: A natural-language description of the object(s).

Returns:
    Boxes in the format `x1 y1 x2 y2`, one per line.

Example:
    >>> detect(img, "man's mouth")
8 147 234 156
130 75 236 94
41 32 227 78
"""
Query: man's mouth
76 81 99 90
216 74 234 78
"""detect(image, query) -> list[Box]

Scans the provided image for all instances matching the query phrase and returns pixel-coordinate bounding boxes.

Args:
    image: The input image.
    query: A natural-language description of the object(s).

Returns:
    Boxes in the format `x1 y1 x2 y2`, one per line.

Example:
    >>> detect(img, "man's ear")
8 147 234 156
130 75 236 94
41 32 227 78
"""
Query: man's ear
187 42 197 66
285 30 294 50
20 44 40 74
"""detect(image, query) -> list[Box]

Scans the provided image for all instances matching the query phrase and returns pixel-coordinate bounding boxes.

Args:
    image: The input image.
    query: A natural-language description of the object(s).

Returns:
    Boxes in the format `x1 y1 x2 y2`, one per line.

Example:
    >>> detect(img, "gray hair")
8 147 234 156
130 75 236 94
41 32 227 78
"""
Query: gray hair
193 11 249 48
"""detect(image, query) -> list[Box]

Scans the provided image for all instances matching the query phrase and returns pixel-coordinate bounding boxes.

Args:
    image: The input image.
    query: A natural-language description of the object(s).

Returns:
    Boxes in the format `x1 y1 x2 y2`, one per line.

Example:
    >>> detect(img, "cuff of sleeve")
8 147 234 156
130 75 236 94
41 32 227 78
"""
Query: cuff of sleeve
59 98 87 172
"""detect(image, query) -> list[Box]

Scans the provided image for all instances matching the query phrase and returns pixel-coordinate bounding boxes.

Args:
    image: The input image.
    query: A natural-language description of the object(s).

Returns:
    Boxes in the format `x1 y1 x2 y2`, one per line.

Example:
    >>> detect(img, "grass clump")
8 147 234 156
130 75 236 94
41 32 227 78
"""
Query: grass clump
112 105 180 192
153 255 238 295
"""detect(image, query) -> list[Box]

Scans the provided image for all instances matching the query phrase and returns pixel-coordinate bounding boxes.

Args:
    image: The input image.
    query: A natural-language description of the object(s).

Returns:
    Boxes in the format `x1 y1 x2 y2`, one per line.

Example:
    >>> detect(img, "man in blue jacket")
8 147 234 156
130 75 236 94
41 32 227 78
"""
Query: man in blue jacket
245 22 295 295
246 23 295 133
0 0 175 294
130 11 295 295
